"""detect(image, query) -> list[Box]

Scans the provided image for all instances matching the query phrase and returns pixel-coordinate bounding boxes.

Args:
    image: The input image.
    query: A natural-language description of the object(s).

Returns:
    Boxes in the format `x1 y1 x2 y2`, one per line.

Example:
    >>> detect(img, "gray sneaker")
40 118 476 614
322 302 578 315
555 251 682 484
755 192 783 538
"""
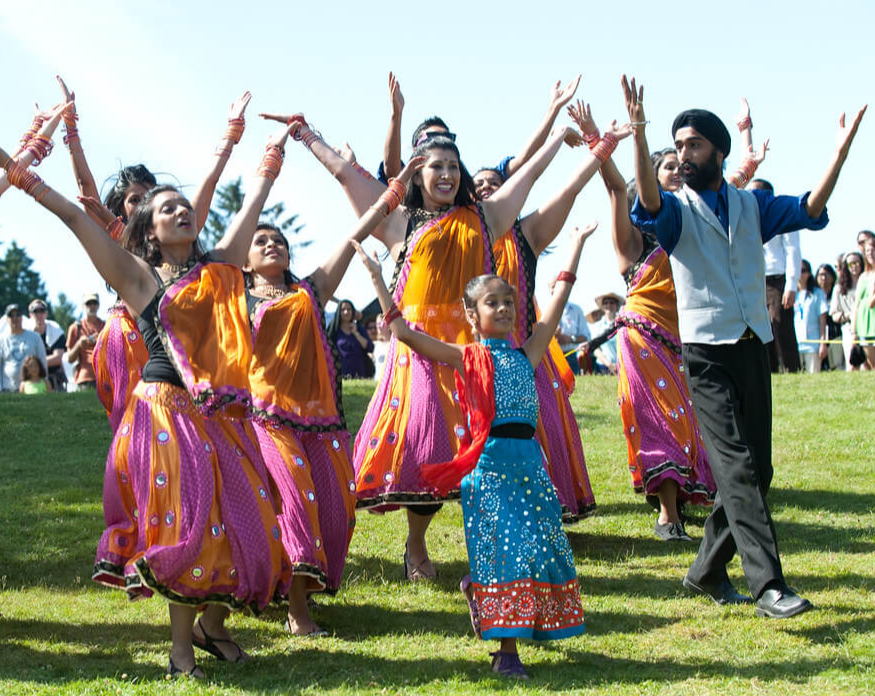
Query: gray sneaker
654 520 693 542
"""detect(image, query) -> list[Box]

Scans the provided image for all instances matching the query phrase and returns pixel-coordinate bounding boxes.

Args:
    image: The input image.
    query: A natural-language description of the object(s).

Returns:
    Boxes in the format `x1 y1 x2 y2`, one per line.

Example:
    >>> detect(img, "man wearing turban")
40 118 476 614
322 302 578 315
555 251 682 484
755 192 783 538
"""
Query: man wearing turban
623 75 865 619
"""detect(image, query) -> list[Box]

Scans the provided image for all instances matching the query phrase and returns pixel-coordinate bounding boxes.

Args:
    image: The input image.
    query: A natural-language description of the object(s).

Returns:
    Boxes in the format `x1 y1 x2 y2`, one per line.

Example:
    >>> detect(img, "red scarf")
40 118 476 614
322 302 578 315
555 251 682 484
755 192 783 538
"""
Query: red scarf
421 343 495 494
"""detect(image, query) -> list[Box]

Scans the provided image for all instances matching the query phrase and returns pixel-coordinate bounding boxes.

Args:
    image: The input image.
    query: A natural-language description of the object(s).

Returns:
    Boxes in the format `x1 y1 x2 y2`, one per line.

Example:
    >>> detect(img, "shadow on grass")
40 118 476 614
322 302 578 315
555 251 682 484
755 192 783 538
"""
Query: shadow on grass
770 486 875 515
2 620 867 692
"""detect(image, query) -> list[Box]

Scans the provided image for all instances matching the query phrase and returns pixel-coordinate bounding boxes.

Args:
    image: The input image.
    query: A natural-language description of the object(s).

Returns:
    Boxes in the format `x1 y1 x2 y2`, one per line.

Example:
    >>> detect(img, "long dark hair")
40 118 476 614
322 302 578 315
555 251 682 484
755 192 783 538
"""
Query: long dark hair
800 259 816 293
121 185 199 266
243 223 299 288
403 136 476 210
103 164 158 221
815 263 837 300
326 299 357 344
838 251 863 295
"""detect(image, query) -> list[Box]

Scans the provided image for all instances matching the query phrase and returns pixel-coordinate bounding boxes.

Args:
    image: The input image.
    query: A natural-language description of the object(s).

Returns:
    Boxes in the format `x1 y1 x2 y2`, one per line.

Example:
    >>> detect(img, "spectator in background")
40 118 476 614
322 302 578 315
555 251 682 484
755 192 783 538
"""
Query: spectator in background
794 260 829 373
19 355 51 394
832 250 865 370
852 236 875 370
327 299 374 378
28 299 68 392
754 179 802 374
65 293 105 390
815 264 842 370
370 315 391 380
551 277 590 375
590 293 623 375
857 229 874 254
1 304 47 392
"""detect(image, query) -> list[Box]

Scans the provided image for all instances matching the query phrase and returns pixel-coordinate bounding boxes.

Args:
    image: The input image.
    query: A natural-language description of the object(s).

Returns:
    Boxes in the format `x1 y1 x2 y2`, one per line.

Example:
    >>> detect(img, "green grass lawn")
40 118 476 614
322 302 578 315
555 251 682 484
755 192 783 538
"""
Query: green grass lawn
1 372 873 695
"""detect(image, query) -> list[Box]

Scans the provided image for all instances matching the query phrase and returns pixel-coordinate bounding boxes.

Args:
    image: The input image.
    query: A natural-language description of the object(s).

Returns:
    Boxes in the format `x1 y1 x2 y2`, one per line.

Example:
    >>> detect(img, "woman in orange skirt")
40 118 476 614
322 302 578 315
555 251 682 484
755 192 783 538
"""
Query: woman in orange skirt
1 118 297 678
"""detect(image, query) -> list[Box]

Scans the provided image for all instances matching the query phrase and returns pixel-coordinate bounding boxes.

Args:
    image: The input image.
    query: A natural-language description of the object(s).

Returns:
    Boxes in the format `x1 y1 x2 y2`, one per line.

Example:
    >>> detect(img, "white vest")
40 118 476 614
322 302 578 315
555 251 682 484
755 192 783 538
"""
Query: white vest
669 184 773 345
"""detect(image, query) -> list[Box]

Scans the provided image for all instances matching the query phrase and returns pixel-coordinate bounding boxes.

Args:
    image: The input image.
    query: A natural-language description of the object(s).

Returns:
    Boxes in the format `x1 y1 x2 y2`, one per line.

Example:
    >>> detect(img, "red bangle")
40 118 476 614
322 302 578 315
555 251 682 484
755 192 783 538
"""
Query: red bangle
105 216 125 241
383 305 403 325
556 271 576 284
224 117 245 144
256 144 284 181
736 116 752 132
583 130 601 149
352 162 377 182
26 135 53 166
4 159 47 199
591 132 618 163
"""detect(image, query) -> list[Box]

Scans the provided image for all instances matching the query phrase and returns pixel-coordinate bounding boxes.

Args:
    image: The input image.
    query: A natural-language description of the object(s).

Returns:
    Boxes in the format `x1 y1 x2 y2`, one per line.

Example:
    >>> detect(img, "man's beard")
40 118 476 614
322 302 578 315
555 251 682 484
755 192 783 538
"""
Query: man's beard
681 149 721 191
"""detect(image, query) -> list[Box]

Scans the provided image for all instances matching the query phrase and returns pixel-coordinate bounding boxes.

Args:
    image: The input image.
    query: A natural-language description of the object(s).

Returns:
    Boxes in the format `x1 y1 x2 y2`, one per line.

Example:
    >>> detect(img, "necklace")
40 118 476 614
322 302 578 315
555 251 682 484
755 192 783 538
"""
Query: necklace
159 261 191 274
252 283 288 298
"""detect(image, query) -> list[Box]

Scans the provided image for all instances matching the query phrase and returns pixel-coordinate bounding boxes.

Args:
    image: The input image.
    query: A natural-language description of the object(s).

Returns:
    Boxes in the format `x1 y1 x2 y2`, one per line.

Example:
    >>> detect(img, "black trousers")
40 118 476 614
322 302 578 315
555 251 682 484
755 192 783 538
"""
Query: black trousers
682 337 784 598
765 274 800 373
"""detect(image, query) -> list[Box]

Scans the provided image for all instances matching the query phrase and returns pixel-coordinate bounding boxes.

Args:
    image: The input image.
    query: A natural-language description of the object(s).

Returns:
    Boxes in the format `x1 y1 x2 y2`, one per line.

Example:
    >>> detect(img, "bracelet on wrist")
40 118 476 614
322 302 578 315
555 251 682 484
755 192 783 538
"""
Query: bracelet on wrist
256 144 284 181
224 117 245 144
383 305 403 325
105 216 125 241
4 158 47 200
737 115 752 132
591 132 619 163
556 270 576 285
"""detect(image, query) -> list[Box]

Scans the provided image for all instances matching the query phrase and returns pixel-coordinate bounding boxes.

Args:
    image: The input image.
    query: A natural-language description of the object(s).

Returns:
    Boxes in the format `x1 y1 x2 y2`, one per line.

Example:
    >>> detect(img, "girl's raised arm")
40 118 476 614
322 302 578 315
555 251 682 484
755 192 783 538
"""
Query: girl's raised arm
0 101 68 197
523 223 597 367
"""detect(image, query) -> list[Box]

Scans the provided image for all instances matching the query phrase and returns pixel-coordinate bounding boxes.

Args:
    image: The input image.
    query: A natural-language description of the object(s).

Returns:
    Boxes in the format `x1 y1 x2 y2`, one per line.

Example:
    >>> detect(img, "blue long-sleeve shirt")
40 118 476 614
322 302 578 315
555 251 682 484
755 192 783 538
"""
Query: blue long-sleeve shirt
630 181 829 256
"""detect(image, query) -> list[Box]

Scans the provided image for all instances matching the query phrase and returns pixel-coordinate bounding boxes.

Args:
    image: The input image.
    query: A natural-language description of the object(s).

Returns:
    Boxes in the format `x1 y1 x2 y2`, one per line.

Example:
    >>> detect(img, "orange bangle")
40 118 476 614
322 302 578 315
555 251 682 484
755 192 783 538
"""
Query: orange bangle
105 216 125 241
256 144 284 181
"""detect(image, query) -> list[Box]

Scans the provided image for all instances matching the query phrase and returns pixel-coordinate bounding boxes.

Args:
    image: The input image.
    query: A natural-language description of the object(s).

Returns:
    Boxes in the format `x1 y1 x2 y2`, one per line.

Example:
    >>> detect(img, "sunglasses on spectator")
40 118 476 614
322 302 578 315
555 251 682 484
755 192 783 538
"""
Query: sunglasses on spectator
8 312 21 318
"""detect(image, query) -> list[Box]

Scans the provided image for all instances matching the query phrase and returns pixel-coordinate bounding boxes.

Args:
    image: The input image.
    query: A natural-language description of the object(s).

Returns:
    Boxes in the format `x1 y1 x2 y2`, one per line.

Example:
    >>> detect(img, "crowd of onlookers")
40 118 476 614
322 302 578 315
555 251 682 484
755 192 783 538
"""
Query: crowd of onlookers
6 227 873 395
0 293 105 393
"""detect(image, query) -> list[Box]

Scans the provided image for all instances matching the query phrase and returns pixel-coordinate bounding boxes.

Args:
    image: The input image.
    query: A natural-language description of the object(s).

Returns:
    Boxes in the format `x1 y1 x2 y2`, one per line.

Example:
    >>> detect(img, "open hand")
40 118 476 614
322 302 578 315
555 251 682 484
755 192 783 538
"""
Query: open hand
735 97 751 129
567 100 598 138
621 74 645 124
745 138 770 165
389 72 405 115
396 155 426 186
259 111 305 125
351 239 382 277
229 91 252 121
835 105 867 158
78 195 116 227
549 75 582 113
56 76 77 116
334 142 357 164
572 221 598 245
606 120 634 141
265 121 301 151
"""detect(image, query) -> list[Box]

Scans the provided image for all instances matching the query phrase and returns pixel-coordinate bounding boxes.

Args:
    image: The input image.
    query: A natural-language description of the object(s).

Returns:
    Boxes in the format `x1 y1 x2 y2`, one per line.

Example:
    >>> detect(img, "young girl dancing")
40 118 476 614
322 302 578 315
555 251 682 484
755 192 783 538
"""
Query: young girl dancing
353 222 595 680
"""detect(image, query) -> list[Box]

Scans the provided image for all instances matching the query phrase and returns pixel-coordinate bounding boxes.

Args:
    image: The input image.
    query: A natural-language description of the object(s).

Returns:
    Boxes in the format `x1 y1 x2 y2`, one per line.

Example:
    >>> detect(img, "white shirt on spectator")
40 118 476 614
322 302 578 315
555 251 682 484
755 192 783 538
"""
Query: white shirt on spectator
763 230 802 291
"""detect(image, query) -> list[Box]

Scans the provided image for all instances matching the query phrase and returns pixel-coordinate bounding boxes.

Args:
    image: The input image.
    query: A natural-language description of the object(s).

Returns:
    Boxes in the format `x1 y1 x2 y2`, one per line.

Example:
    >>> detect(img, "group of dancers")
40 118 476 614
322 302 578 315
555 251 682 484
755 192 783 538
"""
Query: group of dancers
1 72 864 681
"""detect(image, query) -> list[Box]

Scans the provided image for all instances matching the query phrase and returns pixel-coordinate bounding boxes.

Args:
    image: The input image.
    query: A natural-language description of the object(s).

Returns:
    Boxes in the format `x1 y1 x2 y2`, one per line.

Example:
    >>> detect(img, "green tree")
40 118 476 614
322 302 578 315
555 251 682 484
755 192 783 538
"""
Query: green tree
201 177 310 260
0 241 47 311
52 292 78 332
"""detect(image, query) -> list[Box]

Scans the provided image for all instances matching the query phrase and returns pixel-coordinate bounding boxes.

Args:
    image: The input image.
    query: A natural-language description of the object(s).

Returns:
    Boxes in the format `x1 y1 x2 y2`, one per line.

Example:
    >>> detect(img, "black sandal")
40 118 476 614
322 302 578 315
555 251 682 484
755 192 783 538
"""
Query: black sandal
192 618 247 663
167 657 204 679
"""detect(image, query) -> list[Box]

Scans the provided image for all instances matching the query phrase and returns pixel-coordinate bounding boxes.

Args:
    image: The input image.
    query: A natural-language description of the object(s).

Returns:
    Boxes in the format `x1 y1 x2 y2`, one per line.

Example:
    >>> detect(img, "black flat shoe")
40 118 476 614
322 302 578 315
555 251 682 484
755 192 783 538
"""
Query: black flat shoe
756 583 813 619
192 618 247 663
683 575 754 605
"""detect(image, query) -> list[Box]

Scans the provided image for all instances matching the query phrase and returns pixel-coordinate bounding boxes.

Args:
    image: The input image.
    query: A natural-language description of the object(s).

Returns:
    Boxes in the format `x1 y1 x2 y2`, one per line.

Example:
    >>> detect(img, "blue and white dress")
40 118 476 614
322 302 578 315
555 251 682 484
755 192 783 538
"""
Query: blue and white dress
462 338 585 641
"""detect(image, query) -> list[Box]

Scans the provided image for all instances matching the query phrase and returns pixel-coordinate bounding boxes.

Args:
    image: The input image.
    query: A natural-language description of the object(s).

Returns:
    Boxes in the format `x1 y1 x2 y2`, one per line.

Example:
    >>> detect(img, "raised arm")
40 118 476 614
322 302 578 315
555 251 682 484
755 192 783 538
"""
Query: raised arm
381 72 405 181
503 76 583 179
352 239 464 373
480 126 573 242
522 106 629 256
736 98 753 152
311 157 424 301
523 223 597 366
0 145 158 313
0 102 67 197
55 76 100 204
191 91 251 231
569 100 642 272
622 75 661 214
260 112 386 217
211 122 298 267
805 105 867 218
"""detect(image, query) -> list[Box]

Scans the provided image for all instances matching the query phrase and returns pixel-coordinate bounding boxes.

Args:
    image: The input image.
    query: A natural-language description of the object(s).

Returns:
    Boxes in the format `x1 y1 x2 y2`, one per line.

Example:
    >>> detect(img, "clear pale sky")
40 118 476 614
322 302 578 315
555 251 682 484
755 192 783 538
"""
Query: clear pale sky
1 1 872 320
